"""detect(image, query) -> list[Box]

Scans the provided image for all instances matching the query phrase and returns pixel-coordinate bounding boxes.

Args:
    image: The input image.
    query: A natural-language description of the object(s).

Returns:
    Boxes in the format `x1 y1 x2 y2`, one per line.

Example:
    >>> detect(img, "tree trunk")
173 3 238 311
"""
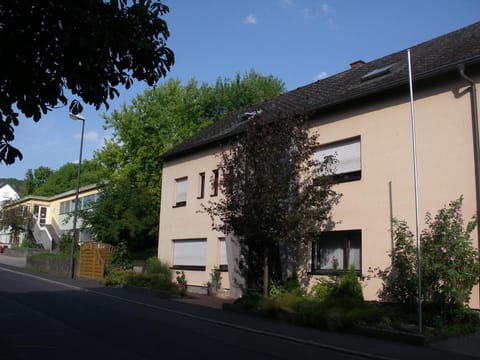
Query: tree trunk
263 249 269 297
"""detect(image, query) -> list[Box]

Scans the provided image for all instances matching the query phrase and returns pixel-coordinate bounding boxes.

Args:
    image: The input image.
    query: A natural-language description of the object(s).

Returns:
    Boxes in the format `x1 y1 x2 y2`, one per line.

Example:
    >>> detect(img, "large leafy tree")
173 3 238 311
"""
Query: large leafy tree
0 200 33 247
88 71 285 250
0 0 174 165
99 71 285 195
21 166 54 195
80 177 159 251
24 160 108 196
204 114 341 295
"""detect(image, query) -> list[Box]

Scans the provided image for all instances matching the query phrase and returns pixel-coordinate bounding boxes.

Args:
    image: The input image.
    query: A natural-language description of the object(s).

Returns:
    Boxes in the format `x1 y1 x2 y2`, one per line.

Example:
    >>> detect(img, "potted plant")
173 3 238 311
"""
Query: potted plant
176 270 187 295
207 267 222 296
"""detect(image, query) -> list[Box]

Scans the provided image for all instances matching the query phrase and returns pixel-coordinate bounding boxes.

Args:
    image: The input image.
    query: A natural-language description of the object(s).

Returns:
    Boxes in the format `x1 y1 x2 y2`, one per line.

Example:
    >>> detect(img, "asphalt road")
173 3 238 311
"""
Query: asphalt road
0 265 476 360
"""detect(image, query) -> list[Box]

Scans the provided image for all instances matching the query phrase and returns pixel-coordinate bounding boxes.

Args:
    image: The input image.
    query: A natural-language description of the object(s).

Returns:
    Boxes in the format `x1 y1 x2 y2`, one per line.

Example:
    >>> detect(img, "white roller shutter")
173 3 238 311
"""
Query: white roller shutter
315 138 361 174
176 178 187 204
219 239 227 266
173 239 206 267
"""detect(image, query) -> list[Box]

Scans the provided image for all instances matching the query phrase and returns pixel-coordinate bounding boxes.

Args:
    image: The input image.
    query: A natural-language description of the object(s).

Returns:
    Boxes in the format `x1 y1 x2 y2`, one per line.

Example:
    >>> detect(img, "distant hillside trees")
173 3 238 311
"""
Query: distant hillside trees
22 161 108 196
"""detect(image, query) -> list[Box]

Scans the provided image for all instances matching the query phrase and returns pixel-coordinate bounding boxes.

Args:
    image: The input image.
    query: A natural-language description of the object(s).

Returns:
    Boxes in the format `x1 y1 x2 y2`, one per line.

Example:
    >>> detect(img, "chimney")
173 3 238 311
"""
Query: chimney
350 60 365 69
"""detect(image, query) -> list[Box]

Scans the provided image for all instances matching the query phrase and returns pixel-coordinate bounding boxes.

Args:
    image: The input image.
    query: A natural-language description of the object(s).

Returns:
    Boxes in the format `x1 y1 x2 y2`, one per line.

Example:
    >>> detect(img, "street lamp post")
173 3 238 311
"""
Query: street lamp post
69 113 85 279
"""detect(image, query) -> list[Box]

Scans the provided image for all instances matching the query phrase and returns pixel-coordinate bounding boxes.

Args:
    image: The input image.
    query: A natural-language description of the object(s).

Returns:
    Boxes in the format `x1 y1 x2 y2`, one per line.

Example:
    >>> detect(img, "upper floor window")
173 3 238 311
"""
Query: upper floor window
175 177 188 207
314 137 361 183
59 194 99 214
211 169 219 197
60 200 74 214
197 172 205 199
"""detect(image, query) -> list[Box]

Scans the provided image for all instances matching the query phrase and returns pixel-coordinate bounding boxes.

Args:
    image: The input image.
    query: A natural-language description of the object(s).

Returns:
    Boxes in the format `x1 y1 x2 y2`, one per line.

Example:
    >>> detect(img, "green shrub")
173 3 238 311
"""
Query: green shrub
131 247 157 261
257 292 304 316
20 238 34 249
208 267 222 289
310 281 335 302
310 269 363 305
421 197 480 311
235 292 261 310
377 220 418 304
109 240 132 270
329 267 363 302
268 272 303 298
145 257 171 277
295 300 328 327
126 273 177 292
175 270 187 294
378 197 480 321
36 252 68 258
104 269 135 286
104 270 177 293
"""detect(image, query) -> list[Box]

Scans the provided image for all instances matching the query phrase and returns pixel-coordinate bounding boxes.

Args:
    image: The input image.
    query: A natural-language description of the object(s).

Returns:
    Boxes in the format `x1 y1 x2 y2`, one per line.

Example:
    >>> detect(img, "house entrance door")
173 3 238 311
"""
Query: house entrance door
38 206 48 226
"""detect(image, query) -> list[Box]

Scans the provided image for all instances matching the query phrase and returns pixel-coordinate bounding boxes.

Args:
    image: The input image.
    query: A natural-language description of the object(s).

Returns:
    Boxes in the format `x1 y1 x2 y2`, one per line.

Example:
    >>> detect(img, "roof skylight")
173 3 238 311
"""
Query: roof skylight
239 109 263 121
361 64 395 82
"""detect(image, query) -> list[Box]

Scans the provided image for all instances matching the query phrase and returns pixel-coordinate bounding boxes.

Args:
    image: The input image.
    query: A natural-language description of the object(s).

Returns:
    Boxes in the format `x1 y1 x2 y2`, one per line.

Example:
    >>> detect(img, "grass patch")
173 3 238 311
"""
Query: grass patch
34 252 74 258
234 294 480 337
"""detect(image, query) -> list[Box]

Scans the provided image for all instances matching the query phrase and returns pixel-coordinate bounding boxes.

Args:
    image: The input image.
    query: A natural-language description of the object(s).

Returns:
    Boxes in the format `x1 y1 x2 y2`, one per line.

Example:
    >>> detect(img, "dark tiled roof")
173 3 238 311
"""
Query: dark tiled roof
164 22 480 160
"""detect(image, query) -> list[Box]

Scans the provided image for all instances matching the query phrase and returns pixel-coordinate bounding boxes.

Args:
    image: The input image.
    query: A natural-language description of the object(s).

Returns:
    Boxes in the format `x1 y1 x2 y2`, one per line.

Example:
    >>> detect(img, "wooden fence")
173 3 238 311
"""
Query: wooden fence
78 242 114 280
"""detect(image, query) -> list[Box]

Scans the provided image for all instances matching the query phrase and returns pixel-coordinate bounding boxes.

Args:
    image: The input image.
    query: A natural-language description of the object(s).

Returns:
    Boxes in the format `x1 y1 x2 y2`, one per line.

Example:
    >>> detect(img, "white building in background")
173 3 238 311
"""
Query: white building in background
0 183 20 247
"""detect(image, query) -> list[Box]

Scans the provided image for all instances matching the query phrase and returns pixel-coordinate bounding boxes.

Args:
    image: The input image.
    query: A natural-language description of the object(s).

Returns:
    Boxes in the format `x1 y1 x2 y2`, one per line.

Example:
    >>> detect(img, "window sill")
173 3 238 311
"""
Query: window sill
314 171 361 185
172 202 186 208
218 265 228 272
172 265 206 271
310 269 361 276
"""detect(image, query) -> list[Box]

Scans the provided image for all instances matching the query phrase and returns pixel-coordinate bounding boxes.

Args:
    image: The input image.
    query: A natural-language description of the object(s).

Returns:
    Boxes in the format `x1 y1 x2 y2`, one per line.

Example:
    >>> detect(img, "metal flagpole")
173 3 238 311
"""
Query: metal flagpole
407 49 422 333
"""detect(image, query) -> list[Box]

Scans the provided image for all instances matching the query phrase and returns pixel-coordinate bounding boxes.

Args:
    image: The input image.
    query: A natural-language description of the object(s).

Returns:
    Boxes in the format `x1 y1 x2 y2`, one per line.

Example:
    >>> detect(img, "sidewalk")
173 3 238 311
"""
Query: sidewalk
0 253 478 358
0 253 26 268
175 292 235 310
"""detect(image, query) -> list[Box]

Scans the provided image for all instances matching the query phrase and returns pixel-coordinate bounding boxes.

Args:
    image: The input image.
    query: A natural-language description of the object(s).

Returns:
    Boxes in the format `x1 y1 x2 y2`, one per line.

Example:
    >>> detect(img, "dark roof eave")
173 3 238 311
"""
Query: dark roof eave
163 51 480 162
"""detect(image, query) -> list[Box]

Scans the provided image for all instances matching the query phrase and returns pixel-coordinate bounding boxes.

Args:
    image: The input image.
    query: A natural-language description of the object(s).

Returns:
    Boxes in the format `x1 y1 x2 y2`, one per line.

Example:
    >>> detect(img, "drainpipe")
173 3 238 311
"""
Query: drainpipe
458 64 480 243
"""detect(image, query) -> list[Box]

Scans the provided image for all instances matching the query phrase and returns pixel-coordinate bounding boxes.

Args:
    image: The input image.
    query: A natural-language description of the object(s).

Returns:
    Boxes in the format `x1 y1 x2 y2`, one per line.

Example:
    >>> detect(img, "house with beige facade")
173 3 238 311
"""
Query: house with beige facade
158 22 480 307
0 184 100 250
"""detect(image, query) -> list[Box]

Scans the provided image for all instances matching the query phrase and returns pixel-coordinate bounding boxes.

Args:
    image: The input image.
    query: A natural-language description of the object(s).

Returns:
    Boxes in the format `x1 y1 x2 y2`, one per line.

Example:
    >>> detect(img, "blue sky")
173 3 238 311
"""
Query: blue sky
2 0 479 180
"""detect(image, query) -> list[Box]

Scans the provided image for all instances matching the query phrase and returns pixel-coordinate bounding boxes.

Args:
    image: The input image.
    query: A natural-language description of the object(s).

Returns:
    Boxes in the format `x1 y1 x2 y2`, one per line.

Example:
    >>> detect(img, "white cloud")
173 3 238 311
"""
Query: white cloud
295 2 334 24
75 131 100 142
313 71 328 81
280 0 296 8
243 14 257 25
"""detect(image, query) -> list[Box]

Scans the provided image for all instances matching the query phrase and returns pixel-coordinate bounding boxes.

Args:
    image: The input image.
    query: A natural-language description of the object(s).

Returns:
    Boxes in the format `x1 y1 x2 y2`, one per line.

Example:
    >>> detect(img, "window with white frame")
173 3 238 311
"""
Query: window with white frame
314 137 361 183
175 177 188 207
219 238 228 271
312 230 361 273
172 239 207 271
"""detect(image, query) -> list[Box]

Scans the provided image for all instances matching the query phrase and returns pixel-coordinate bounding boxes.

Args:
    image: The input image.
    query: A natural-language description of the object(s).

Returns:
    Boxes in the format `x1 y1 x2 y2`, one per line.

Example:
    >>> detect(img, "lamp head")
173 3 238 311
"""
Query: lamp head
69 113 86 121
